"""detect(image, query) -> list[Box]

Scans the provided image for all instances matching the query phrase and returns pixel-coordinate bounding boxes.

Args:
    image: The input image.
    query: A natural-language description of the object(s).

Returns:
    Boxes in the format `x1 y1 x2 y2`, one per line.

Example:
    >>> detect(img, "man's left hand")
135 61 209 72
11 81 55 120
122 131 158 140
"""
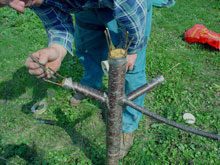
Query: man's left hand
0 0 43 12
126 54 137 71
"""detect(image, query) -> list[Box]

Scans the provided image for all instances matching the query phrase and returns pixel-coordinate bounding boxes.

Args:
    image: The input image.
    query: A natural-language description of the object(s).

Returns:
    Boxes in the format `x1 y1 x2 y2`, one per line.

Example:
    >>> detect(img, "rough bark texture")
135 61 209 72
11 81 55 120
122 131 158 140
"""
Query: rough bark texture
62 77 107 103
107 56 126 165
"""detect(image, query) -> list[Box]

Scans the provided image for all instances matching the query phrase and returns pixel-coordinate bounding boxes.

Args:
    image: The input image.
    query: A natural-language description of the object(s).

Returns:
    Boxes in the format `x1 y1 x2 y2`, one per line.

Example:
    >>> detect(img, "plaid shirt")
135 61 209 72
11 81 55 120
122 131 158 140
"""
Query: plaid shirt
31 0 147 54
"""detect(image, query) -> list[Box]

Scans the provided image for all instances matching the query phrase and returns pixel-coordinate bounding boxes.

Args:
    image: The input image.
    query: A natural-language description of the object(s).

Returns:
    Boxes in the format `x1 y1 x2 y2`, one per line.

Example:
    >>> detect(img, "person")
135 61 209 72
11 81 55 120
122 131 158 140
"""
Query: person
0 0 153 159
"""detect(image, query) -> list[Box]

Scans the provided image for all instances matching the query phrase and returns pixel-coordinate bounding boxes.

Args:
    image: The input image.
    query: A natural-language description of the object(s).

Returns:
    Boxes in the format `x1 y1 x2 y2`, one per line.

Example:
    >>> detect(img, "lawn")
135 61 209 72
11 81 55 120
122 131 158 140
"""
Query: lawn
0 0 219 164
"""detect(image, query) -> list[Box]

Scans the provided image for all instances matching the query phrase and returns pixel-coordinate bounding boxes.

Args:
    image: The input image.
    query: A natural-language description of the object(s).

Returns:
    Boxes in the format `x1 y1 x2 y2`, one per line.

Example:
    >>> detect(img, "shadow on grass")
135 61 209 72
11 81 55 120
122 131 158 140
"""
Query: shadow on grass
0 55 104 163
55 108 105 165
0 142 41 164
36 108 105 165
0 66 48 113
0 54 83 114
0 66 46 100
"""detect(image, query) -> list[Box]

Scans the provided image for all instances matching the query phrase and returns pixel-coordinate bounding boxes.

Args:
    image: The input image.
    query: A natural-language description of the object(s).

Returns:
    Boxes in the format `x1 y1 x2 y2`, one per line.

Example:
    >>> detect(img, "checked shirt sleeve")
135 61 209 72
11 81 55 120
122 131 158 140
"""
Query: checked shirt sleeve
114 0 147 54
31 4 74 55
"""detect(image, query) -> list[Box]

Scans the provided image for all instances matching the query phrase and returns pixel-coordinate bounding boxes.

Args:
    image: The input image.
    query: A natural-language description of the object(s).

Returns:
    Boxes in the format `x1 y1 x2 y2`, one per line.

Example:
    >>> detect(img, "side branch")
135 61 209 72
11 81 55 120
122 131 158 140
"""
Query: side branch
122 99 220 141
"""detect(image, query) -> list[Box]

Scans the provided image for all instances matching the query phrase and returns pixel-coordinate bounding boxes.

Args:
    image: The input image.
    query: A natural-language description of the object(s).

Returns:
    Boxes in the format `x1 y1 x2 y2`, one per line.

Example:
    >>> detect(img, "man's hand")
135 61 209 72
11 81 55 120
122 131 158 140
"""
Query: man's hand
126 54 137 71
25 44 67 78
0 0 43 12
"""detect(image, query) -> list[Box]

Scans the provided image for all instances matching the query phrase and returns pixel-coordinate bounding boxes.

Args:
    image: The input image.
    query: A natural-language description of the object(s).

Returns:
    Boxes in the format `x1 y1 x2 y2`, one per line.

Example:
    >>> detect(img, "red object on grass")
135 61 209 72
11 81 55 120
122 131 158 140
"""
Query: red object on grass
184 24 220 50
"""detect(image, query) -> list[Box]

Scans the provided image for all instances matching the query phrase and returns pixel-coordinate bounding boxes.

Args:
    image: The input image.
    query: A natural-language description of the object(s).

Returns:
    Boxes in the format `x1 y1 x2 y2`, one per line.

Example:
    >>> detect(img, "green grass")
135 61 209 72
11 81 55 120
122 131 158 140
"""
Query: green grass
0 0 220 164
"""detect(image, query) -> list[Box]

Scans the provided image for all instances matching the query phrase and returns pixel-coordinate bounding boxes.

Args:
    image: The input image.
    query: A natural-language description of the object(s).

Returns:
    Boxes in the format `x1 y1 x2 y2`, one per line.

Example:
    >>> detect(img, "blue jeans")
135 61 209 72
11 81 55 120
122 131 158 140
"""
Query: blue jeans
74 1 152 133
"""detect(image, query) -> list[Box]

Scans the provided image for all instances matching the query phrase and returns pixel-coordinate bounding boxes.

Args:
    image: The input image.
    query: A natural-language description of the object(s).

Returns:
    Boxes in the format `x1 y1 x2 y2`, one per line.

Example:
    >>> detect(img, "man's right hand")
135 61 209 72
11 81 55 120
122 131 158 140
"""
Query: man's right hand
25 44 67 79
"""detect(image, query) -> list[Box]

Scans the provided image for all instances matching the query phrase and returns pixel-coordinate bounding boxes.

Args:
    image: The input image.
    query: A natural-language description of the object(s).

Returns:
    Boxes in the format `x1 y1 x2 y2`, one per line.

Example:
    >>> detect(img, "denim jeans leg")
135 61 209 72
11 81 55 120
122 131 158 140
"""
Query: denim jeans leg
122 0 153 133
74 11 108 89
122 46 147 133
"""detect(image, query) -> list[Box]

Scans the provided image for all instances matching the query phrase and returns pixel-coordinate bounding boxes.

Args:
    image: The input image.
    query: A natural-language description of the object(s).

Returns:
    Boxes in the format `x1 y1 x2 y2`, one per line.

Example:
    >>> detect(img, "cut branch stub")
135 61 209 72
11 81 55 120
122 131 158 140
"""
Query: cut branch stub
109 48 126 59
